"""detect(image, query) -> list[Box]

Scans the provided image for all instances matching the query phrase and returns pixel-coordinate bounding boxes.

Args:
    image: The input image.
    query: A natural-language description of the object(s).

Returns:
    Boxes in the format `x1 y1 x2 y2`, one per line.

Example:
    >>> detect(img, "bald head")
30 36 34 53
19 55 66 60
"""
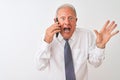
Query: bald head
56 4 77 17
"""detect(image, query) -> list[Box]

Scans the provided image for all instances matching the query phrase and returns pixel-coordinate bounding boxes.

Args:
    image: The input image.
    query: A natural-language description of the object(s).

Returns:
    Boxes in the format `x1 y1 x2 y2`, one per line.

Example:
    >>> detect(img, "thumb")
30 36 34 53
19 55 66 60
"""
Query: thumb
94 29 99 36
94 29 101 43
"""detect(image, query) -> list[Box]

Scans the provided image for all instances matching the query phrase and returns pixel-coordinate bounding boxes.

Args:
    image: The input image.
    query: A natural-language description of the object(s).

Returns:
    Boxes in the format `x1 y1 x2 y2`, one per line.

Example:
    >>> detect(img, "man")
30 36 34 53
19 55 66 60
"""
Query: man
35 4 119 80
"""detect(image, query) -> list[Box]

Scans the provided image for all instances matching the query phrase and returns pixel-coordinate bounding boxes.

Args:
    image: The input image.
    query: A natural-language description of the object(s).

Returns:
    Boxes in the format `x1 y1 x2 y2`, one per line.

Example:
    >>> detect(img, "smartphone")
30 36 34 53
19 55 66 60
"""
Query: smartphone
56 18 59 38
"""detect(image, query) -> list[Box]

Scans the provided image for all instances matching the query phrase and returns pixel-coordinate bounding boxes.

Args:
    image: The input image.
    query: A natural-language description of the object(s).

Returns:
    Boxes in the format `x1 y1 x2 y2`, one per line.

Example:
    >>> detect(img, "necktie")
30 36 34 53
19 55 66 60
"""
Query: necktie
64 39 76 80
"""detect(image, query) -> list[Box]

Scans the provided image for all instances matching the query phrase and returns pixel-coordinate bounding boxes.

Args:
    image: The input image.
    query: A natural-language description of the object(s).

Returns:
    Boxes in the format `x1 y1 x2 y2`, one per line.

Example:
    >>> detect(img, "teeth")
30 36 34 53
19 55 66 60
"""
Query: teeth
64 28 70 32
64 29 70 32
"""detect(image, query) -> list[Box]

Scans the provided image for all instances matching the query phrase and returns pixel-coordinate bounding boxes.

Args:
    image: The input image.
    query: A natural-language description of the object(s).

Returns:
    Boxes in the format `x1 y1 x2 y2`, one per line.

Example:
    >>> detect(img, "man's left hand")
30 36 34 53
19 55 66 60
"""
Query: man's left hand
94 20 119 48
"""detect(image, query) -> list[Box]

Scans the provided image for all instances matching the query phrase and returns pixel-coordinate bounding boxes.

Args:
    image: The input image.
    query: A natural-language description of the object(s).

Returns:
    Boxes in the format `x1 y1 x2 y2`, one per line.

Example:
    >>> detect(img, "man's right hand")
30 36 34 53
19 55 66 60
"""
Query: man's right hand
44 22 61 43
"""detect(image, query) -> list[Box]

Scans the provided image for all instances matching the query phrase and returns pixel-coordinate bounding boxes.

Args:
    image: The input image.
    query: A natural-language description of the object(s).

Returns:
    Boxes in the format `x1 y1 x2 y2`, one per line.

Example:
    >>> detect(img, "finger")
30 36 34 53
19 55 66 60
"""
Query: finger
94 30 101 43
50 23 61 32
101 20 110 30
94 29 99 36
108 24 117 33
108 21 115 27
56 22 59 24
107 21 115 29
111 30 119 37
52 26 61 32
52 30 61 35
54 23 61 28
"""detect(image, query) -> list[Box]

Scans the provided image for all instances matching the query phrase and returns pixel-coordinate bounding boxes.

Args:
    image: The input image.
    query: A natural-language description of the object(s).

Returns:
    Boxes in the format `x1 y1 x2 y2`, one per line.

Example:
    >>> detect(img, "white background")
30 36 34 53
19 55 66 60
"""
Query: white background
0 0 120 80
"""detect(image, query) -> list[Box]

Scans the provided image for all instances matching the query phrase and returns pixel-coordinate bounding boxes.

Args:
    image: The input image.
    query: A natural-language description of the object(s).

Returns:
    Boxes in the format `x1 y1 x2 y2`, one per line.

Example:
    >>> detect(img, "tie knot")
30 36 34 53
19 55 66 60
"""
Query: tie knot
64 39 69 42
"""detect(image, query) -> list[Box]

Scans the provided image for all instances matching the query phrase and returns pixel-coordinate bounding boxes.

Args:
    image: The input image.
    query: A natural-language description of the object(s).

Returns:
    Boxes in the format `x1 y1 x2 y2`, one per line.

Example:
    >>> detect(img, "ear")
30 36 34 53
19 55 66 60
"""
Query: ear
76 18 78 22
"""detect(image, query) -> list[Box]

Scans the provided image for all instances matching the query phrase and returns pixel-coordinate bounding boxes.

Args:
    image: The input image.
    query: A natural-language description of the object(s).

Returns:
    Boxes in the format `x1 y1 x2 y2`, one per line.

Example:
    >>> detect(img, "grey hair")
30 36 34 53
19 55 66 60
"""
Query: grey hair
56 3 77 17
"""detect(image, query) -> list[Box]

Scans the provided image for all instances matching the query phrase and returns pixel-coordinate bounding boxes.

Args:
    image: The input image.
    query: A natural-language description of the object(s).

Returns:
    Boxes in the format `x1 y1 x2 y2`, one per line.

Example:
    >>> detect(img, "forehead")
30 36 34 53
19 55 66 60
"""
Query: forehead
57 7 76 17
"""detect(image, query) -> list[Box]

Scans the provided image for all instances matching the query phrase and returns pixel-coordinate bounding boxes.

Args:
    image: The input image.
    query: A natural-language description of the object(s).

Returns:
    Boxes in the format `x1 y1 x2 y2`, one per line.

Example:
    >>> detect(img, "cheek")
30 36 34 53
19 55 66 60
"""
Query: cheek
71 23 76 29
71 27 76 33
72 21 77 26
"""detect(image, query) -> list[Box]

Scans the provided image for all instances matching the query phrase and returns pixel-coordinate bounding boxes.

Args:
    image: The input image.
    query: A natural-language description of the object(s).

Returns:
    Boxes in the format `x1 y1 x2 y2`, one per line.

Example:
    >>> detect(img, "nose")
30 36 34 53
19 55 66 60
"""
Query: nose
64 18 70 25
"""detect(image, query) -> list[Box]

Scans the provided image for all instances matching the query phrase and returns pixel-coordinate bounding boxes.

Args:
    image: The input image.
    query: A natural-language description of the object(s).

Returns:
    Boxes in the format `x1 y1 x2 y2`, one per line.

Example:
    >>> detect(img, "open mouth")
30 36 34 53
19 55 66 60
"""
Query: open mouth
63 28 70 32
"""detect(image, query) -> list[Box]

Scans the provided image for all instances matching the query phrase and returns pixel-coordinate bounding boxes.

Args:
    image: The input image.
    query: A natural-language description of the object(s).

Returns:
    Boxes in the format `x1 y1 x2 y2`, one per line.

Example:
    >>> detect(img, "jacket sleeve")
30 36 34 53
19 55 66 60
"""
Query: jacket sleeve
88 31 105 67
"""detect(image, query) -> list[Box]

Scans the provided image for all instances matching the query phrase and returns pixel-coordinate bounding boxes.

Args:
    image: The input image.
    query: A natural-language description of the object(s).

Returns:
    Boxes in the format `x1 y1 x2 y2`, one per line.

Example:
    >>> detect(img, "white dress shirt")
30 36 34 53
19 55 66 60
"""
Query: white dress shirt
35 28 105 80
